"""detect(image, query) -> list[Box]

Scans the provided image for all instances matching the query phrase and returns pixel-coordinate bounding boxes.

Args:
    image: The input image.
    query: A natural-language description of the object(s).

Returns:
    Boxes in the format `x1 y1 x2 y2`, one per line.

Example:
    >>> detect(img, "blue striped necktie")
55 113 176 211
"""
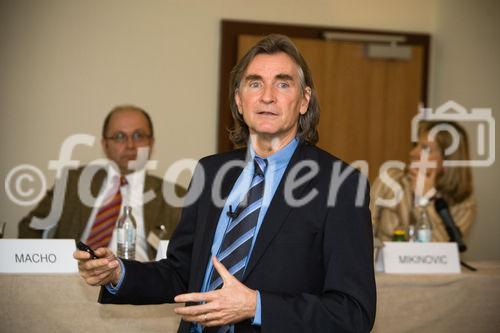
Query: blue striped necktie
208 157 268 291
202 158 267 333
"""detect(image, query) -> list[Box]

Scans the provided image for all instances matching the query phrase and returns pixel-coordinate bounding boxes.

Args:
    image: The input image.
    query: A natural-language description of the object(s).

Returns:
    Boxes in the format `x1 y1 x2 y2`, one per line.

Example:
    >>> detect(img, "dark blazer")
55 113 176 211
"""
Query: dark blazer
99 143 376 332
18 166 184 259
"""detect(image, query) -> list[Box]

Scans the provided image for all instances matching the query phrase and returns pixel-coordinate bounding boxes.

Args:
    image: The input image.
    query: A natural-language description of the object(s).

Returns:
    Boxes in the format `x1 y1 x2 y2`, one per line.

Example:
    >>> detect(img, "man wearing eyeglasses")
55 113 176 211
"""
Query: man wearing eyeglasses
18 105 184 261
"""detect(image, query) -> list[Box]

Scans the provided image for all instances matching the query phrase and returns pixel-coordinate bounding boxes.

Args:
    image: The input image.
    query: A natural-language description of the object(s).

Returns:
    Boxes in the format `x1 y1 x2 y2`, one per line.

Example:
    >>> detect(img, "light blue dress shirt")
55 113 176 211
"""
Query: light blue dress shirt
194 138 298 332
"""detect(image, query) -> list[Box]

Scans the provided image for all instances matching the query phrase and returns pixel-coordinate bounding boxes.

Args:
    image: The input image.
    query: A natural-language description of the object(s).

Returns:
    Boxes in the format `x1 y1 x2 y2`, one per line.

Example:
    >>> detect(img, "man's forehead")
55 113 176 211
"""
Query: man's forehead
244 52 299 78
108 109 149 129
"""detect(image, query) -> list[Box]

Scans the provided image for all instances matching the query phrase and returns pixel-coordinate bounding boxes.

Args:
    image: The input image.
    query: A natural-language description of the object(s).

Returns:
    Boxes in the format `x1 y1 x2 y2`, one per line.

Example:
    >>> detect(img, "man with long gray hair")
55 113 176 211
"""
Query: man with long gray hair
75 35 376 332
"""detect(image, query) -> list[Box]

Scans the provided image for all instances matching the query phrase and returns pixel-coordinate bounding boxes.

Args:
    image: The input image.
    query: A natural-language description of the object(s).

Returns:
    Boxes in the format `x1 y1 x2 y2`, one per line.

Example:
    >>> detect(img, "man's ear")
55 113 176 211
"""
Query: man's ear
101 138 107 153
299 87 312 115
235 90 243 115
101 138 111 159
149 138 155 157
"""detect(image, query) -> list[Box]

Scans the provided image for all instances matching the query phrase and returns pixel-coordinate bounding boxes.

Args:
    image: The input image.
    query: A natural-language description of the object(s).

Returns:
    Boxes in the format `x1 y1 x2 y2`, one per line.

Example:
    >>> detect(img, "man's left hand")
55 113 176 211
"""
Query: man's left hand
174 256 257 327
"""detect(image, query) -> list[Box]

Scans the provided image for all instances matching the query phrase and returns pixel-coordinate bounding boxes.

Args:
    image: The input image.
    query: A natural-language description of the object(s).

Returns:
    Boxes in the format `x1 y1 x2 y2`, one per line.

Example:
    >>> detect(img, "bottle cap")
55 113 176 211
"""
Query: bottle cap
418 196 430 207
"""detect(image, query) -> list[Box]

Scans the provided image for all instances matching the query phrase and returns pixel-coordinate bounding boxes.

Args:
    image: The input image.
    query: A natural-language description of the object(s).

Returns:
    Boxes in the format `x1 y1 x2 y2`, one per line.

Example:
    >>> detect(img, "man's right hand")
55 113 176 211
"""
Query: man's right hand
73 247 121 286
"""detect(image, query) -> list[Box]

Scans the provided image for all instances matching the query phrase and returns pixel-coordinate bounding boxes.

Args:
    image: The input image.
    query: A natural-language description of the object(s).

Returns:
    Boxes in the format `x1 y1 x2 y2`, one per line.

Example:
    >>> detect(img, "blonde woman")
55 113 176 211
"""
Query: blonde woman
371 121 476 242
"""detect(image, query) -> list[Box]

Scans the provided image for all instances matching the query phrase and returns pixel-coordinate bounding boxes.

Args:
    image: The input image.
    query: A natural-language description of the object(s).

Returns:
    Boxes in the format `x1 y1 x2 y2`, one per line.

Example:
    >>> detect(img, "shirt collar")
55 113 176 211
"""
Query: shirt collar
106 163 146 190
248 137 299 171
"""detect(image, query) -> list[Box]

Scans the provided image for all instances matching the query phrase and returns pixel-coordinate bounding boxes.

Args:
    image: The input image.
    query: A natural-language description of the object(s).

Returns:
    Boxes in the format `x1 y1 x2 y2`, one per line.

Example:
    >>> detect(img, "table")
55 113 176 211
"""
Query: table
1 262 499 332
0 274 179 332
373 261 500 332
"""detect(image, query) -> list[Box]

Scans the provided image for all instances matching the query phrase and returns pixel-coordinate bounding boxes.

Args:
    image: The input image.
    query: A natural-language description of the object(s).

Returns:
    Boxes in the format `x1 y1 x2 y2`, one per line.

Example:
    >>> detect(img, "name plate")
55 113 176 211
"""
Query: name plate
380 242 461 274
155 240 169 261
0 239 78 273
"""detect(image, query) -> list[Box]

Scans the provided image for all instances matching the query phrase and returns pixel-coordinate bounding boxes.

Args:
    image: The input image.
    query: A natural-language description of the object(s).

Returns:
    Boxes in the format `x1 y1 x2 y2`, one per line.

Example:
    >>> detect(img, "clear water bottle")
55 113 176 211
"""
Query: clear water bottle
116 206 136 259
416 207 432 242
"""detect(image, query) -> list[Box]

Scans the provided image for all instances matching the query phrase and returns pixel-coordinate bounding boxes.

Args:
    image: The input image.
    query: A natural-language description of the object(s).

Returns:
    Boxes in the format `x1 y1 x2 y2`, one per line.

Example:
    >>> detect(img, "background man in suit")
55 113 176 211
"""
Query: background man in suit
75 35 376 332
19 105 184 260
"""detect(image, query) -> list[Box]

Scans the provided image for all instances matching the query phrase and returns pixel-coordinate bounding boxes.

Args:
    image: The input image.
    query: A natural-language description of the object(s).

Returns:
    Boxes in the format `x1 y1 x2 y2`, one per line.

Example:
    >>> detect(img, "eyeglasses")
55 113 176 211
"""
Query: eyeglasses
104 131 152 144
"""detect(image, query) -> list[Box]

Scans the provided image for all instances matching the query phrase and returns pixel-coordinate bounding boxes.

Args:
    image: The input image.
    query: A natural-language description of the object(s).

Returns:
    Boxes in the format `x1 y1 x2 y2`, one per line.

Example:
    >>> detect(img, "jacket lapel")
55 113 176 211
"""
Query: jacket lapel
143 175 160 236
78 168 106 238
191 153 247 291
243 144 316 280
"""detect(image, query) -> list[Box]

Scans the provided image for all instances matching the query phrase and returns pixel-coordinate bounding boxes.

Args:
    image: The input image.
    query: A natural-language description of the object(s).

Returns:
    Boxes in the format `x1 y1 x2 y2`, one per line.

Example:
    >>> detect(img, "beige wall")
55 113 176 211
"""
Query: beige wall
429 0 500 260
1 0 498 259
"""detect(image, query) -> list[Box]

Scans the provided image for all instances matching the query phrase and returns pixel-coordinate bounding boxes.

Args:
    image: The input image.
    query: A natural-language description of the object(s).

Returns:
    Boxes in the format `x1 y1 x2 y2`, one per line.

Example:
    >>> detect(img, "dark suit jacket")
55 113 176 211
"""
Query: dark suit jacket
99 143 376 332
18 166 184 259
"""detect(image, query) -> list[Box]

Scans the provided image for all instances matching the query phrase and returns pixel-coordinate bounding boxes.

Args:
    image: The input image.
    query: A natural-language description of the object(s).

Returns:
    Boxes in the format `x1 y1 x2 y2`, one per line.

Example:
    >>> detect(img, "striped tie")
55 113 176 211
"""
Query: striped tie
87 176 126 249
208 157 267 291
